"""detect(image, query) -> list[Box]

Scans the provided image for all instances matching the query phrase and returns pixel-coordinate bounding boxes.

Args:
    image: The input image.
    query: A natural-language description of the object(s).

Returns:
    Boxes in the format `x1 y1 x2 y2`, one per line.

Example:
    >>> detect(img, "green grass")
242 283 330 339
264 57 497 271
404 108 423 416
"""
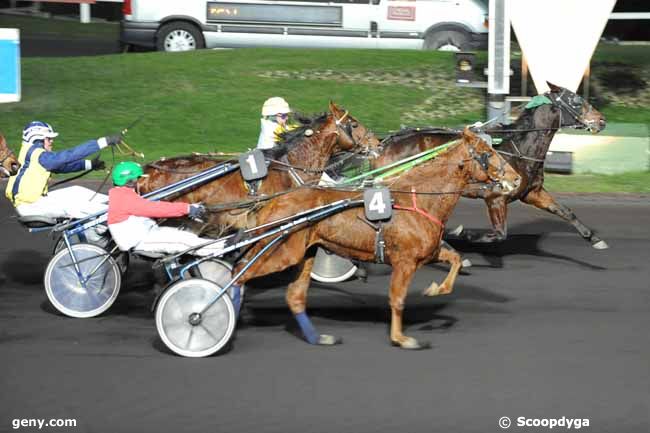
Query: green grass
545 171 650 193
0 48 472 161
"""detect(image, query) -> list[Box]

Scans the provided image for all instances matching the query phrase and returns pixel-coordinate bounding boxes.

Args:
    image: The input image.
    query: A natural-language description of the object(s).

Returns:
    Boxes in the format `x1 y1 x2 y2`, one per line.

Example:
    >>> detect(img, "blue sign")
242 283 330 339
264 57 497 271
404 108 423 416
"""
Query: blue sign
0 29 20 103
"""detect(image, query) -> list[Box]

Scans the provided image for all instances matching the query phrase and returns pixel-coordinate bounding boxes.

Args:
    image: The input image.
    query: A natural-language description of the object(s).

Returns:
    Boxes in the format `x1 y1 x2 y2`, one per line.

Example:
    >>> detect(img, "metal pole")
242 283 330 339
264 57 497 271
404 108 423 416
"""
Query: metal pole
80 3 91 24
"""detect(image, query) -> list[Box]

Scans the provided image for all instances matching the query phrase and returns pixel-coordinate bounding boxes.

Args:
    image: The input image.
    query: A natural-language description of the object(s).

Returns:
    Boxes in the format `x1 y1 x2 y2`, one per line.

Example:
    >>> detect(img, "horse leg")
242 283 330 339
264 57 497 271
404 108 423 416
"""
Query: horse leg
522 188 609 249
458 196 508 243
441 239 472 268
390 262 429 350
288 256 341 345
423 247 462 296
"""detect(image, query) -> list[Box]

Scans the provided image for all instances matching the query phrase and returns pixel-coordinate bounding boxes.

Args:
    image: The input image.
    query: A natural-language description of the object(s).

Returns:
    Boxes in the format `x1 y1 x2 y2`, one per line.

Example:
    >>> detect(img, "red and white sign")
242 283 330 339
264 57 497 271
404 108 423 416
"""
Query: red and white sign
388 6 415 21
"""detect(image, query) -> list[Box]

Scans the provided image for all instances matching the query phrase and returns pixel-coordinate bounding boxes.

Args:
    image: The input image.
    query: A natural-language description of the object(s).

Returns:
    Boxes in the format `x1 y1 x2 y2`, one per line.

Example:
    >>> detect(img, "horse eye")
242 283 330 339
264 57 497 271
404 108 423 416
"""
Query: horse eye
351 122 359 128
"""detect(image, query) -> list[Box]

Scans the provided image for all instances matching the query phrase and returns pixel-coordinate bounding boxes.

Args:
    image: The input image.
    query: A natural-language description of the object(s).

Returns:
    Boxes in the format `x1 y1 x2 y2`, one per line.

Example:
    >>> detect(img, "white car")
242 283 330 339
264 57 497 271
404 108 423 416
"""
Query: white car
120 0 488 52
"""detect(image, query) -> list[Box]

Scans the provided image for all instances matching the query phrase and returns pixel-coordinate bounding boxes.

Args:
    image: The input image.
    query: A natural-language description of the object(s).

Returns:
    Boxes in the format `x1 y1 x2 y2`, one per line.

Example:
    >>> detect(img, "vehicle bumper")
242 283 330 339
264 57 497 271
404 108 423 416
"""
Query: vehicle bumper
468 32 488 50
120 20 157 48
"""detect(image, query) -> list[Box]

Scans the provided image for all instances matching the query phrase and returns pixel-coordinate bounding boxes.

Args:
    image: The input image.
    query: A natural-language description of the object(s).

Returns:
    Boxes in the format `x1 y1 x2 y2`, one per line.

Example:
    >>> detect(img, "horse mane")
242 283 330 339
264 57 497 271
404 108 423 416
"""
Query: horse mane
269 112 330 159
381 126 460 148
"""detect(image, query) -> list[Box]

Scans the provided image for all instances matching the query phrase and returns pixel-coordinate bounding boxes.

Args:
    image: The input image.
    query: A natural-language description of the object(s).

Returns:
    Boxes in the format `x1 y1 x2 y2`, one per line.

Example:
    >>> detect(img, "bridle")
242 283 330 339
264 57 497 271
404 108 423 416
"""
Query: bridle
550 88 596 131
491 88 596 164
465 137 510 189
333 110 379 157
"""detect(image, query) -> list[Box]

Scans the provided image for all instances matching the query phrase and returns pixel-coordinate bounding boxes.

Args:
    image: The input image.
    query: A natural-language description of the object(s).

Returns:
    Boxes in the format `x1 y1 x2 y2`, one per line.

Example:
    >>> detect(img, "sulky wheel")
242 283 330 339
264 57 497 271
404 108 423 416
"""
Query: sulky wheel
54 234 129 277
310 247 358 283
191 258 245 302
44 243 121 318
156 278 236 358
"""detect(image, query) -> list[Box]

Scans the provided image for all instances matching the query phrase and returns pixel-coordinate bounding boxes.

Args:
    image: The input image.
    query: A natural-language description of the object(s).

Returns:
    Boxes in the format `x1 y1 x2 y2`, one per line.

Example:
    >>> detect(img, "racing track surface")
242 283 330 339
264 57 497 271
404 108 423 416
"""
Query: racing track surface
1 188 649 433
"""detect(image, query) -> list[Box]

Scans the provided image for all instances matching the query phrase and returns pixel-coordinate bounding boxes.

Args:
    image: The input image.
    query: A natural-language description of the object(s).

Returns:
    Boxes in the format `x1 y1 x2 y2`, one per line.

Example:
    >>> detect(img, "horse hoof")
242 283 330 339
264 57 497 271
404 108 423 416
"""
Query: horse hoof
592 239 609 250
449 224 464 237
318 334 342 345
461 258 473 268
423 282 440 296
392 337 431 350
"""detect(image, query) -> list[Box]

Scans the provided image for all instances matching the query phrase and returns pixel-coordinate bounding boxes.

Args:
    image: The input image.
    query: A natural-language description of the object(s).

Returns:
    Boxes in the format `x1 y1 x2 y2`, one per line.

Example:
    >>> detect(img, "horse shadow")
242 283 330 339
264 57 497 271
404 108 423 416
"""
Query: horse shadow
241 274 513 334
445 219 607 271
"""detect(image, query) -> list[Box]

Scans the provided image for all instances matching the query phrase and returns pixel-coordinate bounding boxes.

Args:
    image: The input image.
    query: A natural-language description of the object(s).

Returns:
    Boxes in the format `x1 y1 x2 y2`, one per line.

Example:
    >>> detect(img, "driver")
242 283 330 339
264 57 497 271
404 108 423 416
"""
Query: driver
256 96 298 150
5 121 120 219
107 161 226 256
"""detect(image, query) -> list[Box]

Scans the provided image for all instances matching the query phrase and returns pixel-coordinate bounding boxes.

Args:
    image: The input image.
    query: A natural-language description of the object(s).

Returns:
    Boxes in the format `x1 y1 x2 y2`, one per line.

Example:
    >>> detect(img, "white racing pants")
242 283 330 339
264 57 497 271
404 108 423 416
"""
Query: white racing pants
131 226 227 258
16 185 108 219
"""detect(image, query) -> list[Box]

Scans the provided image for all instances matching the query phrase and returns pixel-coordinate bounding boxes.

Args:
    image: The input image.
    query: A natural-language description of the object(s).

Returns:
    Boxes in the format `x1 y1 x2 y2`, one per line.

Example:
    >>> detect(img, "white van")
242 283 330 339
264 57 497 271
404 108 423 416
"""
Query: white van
120 0 488 52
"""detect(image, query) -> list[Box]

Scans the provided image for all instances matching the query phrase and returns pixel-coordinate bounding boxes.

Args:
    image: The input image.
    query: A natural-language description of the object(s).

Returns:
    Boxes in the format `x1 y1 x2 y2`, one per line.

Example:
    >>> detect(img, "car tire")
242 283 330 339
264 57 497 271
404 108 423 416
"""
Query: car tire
156 22 205 52
423 29 470 52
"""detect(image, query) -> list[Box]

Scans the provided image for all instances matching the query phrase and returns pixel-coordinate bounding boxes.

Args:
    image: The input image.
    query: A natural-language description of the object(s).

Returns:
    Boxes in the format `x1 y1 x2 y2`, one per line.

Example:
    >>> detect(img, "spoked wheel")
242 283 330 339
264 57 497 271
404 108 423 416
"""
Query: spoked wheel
156 278 236 358
191 258 245 301
44 243 121 318
310 248 358 283
54 234 129 276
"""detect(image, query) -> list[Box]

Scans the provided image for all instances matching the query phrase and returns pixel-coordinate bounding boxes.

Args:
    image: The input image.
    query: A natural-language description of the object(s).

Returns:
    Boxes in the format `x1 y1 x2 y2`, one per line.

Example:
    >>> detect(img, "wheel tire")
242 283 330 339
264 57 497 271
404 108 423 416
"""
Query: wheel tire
310 248 358 283
156 278 236 358
156 21 204 52
44 243 121 318
423 30 470 52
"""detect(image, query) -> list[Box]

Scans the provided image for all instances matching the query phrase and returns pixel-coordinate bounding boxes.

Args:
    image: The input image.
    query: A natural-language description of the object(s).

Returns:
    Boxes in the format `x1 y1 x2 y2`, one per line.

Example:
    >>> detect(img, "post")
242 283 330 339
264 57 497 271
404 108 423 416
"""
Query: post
583 62 590 101
521 54 528 96
80 3 91 24
487 0 511 123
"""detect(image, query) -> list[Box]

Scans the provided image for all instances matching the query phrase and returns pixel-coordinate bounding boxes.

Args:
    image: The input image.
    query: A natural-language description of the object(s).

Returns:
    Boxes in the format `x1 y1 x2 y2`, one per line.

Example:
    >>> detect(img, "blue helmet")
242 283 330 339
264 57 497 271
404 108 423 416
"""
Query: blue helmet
22 121 59 145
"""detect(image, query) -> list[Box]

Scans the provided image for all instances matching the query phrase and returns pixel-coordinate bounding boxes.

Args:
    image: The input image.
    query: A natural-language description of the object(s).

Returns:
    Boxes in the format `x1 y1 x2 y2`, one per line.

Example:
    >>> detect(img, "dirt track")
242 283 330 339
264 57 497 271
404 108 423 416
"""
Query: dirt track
1 189 649 433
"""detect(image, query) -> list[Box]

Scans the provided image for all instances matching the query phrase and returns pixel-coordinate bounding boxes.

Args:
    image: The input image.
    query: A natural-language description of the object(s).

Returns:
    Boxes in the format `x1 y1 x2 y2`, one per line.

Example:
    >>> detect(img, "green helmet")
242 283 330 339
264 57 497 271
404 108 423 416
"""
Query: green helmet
112 161 143 186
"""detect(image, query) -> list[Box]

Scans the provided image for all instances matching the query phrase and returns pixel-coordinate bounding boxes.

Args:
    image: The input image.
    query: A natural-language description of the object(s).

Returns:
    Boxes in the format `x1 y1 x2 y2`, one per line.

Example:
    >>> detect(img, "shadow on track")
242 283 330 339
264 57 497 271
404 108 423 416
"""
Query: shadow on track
446 223 607 271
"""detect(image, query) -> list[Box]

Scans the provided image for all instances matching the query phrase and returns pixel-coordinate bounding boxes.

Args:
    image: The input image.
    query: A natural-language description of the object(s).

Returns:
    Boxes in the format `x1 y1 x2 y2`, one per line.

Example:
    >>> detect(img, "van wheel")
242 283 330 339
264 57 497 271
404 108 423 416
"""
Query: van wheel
156 22 205 52
424 30 469 52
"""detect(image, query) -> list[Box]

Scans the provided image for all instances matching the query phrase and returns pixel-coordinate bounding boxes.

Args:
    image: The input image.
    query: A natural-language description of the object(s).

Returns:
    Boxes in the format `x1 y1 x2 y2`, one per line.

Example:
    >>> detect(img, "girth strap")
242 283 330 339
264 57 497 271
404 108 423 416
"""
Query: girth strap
393 188 444 228
357 216 387 264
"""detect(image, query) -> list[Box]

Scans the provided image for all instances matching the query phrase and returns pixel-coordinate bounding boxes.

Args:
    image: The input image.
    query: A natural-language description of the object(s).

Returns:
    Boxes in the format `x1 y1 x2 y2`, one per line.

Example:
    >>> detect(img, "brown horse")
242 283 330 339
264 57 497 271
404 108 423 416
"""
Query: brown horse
137 102 380 231
232 128 521 349
0 133 20 177
373 82 608 249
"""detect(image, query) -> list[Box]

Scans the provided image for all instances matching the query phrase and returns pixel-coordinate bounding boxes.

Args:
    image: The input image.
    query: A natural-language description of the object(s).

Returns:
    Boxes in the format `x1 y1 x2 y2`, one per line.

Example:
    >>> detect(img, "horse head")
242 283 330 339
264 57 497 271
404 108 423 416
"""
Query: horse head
461 127 521 194
328 101 381 155
0 133 20 177
546 81 606 133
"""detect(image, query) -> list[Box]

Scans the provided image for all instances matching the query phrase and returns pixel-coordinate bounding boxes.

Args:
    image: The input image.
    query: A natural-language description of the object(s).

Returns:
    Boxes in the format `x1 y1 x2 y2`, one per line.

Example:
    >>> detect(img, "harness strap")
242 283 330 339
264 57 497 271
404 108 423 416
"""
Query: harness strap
393 188 444 228
356 216 386 264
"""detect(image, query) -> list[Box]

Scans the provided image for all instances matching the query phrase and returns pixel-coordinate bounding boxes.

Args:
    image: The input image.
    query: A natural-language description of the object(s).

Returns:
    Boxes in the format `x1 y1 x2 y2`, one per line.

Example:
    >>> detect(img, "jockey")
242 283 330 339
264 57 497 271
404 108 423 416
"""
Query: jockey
5 121 121 219
256 96 298 149
107 161 226 256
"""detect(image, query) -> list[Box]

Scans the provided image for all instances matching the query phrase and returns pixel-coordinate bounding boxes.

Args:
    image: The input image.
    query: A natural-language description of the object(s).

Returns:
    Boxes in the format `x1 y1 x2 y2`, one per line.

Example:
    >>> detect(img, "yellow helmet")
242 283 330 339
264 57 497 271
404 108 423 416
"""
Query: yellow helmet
262 97 291 116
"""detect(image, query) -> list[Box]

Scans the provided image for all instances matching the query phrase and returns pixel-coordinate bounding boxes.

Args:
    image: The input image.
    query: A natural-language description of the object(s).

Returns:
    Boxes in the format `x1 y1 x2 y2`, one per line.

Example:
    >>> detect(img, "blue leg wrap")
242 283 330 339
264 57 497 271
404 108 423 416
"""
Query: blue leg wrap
231 285 241 317
295 312 318 344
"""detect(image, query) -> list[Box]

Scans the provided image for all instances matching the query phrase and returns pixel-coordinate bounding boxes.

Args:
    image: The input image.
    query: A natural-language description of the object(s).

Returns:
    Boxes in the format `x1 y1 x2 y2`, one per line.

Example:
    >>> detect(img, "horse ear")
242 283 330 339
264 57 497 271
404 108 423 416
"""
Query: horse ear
329 100 342 114
462 126 475 141
546 81 562 92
